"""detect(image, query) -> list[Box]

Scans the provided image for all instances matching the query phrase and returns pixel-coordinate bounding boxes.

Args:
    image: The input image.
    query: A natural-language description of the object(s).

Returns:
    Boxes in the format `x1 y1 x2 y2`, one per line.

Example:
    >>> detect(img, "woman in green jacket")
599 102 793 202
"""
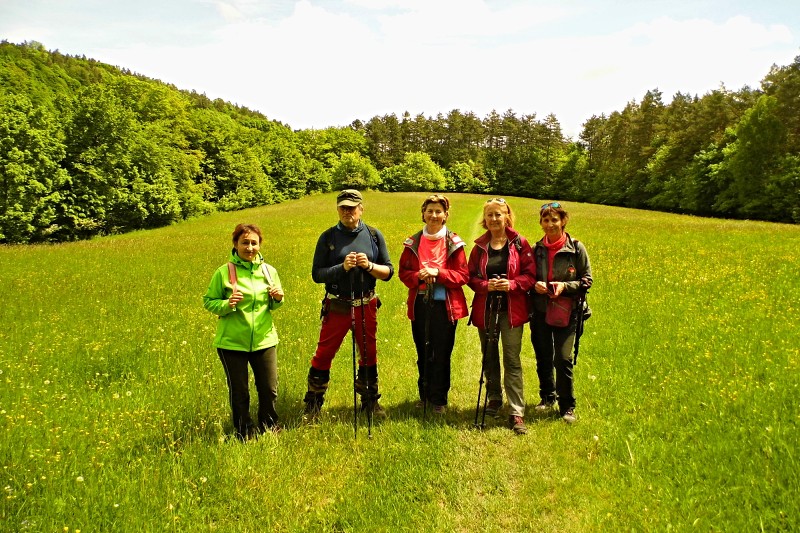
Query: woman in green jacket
203 223 284 440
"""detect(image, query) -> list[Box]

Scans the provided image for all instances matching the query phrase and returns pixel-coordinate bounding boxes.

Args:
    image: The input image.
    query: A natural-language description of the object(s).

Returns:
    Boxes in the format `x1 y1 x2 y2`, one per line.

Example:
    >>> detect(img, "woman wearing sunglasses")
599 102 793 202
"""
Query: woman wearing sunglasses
468 198 536 434
530 202 593 423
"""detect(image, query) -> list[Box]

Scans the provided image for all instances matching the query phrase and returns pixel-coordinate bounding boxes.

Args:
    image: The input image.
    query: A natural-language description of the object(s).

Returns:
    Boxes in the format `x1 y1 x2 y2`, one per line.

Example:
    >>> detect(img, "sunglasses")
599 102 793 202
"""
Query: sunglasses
540 202 561 210
486 198 506 204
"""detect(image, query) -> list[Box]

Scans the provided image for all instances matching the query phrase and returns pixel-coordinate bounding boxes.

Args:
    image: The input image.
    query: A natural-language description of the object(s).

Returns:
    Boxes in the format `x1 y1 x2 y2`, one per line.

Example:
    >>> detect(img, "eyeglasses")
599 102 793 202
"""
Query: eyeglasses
540 202 561 210
486 198 506 204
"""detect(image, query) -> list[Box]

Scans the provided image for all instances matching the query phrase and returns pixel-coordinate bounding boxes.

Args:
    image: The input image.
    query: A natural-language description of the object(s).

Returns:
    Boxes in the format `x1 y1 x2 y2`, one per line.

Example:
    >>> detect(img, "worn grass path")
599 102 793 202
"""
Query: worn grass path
1 192 798 531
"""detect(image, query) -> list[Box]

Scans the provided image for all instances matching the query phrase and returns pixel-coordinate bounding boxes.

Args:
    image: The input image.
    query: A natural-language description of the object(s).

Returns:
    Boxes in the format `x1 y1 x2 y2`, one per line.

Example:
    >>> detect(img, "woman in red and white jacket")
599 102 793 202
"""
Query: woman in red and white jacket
468 198 536 435
399 194 469 414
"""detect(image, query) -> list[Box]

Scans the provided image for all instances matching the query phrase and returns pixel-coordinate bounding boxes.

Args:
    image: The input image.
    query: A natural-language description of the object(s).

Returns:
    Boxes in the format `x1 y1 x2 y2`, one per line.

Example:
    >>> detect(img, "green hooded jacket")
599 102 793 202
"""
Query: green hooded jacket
203 251 284 352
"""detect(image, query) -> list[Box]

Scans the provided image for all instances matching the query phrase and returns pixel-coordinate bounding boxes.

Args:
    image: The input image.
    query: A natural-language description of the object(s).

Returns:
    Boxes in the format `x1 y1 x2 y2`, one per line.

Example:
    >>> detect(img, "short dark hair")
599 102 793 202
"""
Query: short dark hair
420 194 450 222
232 223 263 245
539 202 569 226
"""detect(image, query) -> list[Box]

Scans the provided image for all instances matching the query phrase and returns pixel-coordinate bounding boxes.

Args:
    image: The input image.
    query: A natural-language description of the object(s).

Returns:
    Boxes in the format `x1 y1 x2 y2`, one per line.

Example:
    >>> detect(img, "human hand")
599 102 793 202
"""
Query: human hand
355 252 371 270
229 289 243 308
547 282 564 297
418 267 439 284
269 287 284 302
343 252 358 271
492 277 510 292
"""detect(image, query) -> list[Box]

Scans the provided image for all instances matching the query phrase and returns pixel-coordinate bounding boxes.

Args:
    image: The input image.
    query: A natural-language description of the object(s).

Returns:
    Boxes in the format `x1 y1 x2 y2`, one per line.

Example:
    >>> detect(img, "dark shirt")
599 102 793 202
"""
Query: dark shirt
486 244 509 311
311 221 394 298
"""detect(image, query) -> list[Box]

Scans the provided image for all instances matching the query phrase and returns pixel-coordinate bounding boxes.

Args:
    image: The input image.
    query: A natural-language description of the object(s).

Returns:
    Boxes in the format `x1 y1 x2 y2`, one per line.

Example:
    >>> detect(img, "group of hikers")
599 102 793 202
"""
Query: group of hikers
202 190 593 440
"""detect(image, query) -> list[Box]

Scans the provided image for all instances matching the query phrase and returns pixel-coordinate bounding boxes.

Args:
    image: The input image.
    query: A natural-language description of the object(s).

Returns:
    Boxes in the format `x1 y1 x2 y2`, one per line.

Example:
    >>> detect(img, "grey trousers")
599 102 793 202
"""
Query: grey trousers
478 312 525 417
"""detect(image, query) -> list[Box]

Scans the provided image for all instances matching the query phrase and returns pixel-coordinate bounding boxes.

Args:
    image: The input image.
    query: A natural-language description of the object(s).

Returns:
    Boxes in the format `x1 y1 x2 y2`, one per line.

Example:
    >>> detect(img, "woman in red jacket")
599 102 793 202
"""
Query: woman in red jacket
399 194 469 414
468 198 535 434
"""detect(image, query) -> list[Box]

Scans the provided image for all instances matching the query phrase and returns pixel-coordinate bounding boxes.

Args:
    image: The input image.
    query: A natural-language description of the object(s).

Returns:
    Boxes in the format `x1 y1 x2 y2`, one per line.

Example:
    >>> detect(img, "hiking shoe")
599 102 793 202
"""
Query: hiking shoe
258 422 283 435
432 404 446 414
534 400 555 412
562 409 577 424
509 415 528 435
485 399 503 417
373 401 387 418
303 397 322 420
362 399 387 419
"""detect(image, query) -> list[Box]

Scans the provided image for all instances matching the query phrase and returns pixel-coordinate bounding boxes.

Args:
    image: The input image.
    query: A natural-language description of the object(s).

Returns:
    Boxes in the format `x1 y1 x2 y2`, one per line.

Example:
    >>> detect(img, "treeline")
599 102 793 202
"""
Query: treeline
354 63 800 223
1 41 798 243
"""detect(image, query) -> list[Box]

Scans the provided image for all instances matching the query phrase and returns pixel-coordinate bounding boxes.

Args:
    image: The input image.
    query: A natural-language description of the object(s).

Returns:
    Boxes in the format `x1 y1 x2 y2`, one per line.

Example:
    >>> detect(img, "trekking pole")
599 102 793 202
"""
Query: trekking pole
422 282 432 418
360 268 373 439
474 292 496 429
573 282 589 364
350 269 358 439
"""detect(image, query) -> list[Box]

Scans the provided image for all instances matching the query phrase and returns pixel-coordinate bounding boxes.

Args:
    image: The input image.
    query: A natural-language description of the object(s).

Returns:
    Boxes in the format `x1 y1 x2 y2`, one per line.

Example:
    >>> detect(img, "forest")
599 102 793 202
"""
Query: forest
1 40 798 243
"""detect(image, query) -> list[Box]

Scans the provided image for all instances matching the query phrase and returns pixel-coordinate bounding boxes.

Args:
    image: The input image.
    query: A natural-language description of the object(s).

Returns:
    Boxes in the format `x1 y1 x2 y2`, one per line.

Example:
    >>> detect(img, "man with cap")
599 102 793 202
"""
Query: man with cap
304 189 394 419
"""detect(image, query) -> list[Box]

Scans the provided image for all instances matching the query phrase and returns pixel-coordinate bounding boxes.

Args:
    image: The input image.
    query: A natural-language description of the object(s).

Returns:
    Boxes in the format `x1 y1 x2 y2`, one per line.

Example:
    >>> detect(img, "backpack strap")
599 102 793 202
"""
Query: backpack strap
326 224 379 258
325 227 336 251
261 263 274 286
227 262 238 293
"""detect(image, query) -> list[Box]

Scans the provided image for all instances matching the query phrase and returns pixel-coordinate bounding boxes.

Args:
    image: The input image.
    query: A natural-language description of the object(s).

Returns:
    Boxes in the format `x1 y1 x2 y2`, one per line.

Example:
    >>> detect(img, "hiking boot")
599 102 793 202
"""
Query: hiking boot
562 408 577 424
303 392 323 420
260 423 283 435
509 415 527 435
534 400 555 412
361 396 387 419
432 404 446 415
485 399 502 417
258 421 282 435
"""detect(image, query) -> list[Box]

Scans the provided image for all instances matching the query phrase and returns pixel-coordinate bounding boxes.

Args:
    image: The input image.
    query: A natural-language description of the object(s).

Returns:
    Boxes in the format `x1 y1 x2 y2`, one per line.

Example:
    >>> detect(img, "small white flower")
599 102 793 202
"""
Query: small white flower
76 476 84 482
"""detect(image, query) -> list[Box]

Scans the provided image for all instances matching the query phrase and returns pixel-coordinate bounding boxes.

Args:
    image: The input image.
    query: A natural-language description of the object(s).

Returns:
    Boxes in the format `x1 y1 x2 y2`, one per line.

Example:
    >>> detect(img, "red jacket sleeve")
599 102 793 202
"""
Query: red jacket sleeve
437 246 469 288
398 246 420 289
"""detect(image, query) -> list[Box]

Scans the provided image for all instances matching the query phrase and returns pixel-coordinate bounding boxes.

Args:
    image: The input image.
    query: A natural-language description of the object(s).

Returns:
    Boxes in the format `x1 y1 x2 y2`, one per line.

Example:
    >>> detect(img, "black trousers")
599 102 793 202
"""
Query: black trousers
411 297 457 406
530 311 576 414
217 346 278 435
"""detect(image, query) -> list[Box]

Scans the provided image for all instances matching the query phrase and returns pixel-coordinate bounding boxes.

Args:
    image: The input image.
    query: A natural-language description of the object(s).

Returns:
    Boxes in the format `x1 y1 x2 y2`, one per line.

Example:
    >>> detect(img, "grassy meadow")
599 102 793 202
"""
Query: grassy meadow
1 192 798 532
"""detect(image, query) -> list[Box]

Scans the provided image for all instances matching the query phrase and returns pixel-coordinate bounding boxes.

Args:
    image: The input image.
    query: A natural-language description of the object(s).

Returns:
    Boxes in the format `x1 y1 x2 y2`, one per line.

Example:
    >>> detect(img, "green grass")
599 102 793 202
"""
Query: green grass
1 192 798 532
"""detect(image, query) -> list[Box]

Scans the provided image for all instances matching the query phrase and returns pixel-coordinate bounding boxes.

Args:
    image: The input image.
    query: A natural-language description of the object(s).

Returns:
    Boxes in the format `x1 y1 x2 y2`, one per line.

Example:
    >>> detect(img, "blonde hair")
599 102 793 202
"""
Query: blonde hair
481 198 515 229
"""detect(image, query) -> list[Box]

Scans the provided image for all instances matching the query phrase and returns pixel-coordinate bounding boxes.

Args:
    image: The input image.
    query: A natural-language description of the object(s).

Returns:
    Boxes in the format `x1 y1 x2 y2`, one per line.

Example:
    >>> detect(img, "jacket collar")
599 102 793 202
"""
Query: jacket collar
536 232 576 253
474 227 520 249
229 251 264 270
405 229 465 254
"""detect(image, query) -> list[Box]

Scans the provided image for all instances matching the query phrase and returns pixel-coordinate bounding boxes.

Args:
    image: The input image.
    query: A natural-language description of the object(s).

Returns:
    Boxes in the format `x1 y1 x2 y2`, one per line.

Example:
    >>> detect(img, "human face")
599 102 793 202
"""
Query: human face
483 204 508 234
423 202 448 233
235 231 260 262
338 203 363 230
540 211 565 241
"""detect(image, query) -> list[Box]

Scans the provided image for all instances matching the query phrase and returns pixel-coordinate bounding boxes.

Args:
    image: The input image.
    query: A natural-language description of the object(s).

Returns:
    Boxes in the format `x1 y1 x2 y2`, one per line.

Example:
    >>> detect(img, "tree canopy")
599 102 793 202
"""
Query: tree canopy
1 40 797 243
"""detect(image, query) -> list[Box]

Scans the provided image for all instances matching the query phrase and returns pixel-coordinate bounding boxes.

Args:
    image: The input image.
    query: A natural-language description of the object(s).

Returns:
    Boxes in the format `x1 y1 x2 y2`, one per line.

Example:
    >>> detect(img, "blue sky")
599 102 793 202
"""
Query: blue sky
2 0 798 137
